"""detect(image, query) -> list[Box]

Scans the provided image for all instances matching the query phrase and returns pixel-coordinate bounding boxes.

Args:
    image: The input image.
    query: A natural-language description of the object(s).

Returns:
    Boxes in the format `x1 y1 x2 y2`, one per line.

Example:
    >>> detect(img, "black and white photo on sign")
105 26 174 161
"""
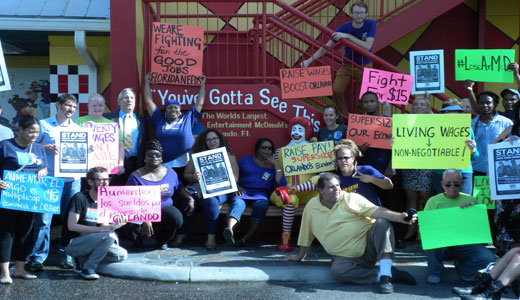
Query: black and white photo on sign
0 39 11 91
192 147 237 198
488 142 520 200
409 49 444 94
55 128 90 178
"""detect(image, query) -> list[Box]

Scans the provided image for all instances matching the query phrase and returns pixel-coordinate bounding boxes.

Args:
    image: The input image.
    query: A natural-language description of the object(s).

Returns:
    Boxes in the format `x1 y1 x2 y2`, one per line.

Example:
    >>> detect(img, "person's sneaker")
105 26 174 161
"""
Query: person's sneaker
30 261 44 272
73 258 82 274
391 266 417 285
427 274 441 285
60 256 74 269
377 275 394 294
80 269 100 280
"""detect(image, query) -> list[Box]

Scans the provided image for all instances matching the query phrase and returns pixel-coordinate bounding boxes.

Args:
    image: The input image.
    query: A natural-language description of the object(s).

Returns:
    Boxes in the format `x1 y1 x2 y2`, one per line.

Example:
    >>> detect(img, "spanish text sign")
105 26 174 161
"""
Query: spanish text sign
473 176 494 209
418 205 492 250
83 122 120 175
151 22 204 86
0 170 65 214
392 114 471 169
279 66 333 99
455 49 515 83
281 141 334 176
359 68 414 105
346 114 392 149
97 186 162 223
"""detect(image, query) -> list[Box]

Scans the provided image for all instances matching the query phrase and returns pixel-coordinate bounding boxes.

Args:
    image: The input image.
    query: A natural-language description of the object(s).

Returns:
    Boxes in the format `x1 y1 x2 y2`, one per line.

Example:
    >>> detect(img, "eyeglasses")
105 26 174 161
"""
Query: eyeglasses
206 138 219 143
90 178 111 183
147 152 162 158
337 156 354 161
259 146 273 151
444 183 461 188
352 11 366 15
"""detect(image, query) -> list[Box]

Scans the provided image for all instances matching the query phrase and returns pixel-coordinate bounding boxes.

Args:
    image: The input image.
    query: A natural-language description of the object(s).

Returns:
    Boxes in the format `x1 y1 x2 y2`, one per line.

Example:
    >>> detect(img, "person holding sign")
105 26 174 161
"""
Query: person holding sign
453 247 520 300
29 94 81 272
300 1 376 116
223 138 287 246
309 105 348 145
123 140 193 250
287 173 416 294
0 115 47 283
423 169 496 285
63 167 128 280
174 129 239 250
143 73 206 181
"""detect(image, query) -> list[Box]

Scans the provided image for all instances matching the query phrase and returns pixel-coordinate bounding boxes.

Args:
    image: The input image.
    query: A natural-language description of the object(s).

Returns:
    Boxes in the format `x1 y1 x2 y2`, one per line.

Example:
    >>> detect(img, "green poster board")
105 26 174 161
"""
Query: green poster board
455 49 515 83
473 176 495 209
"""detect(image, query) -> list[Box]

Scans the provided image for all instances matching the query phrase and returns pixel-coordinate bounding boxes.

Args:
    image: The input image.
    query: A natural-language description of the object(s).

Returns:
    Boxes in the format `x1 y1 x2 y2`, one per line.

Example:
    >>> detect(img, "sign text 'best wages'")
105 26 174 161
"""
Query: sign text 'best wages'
97 186 162 223
392 114 471 169
150 22 204 86
279 66 333 99
359 68 413 105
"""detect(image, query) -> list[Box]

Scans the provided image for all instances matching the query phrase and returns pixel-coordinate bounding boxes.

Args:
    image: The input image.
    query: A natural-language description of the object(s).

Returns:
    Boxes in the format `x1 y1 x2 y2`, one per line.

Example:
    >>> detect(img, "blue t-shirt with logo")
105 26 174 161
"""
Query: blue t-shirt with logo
332 19 376 64
337 165 382 206
0 138 47 178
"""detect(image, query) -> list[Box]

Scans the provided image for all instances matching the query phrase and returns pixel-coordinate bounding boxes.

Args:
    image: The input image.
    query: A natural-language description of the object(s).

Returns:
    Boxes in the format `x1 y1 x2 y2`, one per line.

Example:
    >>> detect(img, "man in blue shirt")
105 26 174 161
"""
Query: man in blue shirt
301 1 376 116
28 94 82 271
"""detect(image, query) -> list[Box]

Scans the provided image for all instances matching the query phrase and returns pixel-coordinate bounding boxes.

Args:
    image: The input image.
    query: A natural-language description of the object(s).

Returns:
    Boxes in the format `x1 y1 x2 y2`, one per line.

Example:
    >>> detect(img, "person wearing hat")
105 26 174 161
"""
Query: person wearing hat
498 88 520 120
431 99 479 196
143 73 207 180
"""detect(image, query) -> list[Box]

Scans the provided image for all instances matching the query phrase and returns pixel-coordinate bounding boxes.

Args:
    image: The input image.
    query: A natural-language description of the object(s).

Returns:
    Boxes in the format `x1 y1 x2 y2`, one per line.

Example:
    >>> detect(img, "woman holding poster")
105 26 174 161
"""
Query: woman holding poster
223 138 287 246
310 105 348 145
172 129 239 250
143 73 206 181
0 115 47 283
124 140 194 250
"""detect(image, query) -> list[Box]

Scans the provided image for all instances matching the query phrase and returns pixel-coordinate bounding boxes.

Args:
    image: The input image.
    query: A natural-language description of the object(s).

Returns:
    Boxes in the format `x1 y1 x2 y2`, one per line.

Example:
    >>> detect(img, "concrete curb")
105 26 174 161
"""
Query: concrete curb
97 263 335 283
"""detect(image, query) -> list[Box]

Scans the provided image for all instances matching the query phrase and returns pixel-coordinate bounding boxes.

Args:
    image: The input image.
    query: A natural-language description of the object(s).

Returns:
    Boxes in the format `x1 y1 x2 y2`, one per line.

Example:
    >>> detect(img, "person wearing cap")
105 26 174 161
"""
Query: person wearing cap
143 73 207 180
498 88 520 120
431 99 479 195
462 88 512 176
104 88 149 185
424 169 496 285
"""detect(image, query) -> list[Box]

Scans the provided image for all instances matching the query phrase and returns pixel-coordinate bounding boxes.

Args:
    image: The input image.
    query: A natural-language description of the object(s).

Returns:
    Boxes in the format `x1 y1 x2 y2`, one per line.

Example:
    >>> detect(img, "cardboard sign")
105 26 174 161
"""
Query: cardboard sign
455 49 515 83
150 22 204 86
0 170 64 214
82 122 120 175
346 114 392 149
279 66 333 99
281 141 334 176
418 205 492 250
409 49 444 94
359 68 413 105
473 176 494 209
392 114 471 169
97 186 162 223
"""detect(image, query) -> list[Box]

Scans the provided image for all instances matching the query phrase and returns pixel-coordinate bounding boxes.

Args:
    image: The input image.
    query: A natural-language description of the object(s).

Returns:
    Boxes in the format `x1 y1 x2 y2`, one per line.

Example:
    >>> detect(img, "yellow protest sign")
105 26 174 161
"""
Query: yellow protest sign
281 141 334 176
392 114 471 169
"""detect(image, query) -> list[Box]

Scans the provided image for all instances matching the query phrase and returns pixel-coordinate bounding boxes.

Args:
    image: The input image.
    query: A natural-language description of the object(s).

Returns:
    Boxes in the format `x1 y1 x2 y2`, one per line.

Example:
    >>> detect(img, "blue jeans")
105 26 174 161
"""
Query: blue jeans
29 179 81 263
227 196 269 223
432 172 473 195
178 194 228 235
426 244 496 277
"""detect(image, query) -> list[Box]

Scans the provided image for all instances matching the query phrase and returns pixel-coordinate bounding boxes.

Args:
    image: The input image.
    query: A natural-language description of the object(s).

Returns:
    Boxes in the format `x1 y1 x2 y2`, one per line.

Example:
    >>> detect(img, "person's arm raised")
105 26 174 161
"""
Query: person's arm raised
194 75 207 113
143 73 157 117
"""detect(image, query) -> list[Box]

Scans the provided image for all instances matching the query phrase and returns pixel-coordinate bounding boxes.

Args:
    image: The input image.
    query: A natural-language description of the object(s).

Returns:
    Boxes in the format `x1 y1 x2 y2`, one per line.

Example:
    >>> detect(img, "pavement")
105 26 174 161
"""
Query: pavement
97 235 431 283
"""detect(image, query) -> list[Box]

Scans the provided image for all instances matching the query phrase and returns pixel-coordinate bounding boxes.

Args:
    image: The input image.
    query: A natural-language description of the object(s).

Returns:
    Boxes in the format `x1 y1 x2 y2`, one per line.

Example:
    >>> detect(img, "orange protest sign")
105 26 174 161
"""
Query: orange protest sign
150 22 204 86
346 114 392 149
279 66 332 99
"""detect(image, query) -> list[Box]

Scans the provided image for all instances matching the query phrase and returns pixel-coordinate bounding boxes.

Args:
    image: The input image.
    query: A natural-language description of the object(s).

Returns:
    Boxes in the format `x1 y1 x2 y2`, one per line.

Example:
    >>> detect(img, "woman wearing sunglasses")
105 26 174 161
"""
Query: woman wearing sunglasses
223 138 287 246
123 140 194 250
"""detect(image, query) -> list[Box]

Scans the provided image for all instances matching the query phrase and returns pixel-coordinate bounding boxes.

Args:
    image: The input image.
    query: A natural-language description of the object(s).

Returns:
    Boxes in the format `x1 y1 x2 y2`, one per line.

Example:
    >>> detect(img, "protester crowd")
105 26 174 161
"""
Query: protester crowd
0 1 520 299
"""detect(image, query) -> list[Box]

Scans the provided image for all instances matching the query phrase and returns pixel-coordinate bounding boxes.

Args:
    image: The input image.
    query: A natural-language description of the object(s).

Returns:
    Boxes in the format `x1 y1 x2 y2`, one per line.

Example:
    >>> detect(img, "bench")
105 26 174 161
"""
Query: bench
219 203 306 217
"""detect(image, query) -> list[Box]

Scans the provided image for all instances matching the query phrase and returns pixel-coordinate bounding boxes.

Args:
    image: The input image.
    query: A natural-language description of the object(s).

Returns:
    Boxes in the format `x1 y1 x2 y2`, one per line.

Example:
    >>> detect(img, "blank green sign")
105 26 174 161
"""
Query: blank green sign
418 204 492 250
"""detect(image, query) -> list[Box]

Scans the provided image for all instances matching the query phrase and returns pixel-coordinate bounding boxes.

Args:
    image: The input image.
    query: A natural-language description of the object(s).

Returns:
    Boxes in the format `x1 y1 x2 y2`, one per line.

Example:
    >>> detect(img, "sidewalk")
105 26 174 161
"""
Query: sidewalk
97 237 429 283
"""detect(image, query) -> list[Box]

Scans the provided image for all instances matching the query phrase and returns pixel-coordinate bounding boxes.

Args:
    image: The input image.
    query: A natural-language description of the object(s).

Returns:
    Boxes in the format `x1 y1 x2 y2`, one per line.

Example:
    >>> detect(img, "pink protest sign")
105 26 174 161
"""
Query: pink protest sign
96 186 162 223
359 68 414 105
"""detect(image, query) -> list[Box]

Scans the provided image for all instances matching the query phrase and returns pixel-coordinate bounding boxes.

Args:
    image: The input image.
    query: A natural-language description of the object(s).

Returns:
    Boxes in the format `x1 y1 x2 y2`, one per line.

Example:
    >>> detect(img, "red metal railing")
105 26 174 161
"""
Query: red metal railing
140 0 449 113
